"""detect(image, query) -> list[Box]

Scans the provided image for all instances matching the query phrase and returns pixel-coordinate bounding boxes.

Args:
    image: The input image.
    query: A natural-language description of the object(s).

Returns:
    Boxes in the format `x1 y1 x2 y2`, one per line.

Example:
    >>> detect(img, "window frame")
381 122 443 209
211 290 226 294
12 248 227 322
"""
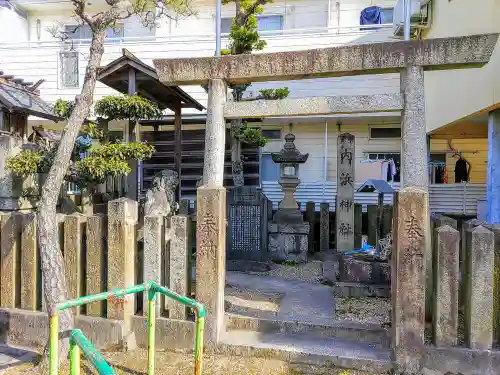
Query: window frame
259 152 280 185
221 14 284 34
63 24 124 43
368 126 402 140
261 128 282 140
380 7 394 24
59 50 80 89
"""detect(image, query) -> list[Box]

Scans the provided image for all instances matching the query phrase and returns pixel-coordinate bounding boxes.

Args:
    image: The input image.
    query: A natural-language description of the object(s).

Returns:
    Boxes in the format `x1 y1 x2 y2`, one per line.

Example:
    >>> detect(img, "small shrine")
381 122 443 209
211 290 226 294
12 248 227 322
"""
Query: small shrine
268 133 310 263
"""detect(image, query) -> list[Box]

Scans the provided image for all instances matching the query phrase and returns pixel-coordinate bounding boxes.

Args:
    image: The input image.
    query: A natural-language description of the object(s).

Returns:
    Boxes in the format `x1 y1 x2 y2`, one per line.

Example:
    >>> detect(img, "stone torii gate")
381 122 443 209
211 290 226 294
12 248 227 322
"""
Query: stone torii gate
154 33 498 370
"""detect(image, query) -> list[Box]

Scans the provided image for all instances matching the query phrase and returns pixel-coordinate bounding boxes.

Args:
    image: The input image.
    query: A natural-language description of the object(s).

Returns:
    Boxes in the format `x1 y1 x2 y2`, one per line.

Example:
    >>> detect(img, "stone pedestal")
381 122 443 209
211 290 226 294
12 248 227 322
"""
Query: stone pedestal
196 185 226 344
268 222 309 263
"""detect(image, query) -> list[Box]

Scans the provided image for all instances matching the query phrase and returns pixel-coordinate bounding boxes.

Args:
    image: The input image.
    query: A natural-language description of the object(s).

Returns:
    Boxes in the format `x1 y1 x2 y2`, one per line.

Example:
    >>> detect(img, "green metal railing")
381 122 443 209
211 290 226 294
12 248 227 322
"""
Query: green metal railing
49 281 206 375
69 329 116 375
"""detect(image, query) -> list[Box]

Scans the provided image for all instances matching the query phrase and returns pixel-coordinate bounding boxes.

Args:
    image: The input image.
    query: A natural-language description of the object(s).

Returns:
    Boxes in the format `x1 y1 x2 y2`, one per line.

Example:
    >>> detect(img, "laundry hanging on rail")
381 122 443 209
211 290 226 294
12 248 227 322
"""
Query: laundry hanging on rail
360 6 382 30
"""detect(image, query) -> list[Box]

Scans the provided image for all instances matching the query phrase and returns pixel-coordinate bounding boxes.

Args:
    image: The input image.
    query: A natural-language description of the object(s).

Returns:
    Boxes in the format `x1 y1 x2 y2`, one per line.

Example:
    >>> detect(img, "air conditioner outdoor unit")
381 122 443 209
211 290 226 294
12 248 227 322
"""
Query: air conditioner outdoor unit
392 0 430 37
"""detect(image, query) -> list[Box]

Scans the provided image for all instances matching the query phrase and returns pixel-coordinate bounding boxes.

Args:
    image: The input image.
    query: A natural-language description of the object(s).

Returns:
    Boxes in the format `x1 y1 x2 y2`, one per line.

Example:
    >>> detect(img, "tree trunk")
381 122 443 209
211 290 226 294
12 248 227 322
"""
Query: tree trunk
229 1 247 187
231 119 244 187
37 29 106 364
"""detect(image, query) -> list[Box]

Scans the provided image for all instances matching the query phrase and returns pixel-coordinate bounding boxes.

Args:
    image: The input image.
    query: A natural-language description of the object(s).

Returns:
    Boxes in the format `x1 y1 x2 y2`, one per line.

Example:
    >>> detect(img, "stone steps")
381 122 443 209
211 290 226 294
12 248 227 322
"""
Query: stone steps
218 329 393 373
225 313 391 348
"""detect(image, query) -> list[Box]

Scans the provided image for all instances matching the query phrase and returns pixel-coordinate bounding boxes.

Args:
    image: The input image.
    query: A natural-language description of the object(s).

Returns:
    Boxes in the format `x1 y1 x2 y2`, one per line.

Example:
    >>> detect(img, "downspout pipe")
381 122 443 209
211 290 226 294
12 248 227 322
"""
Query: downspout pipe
215 0 222 56
404 0 412 40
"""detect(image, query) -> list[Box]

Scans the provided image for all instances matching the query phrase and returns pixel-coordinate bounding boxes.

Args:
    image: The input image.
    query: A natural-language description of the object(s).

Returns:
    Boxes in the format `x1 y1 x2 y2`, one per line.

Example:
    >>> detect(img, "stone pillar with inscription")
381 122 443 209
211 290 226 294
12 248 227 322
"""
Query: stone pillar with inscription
336 133 355 252
196 78 227 345
392 187 427 374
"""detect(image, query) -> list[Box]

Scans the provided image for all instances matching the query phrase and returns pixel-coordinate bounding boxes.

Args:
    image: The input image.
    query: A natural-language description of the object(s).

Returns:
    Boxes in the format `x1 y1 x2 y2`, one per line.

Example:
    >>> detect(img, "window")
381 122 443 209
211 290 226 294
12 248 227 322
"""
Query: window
60 51 79 88
261 154 279 182
257 15 283 31
221 15 283 34
64 24 124 43
380 8 394 24
261 129 281 140
368 153 400 183
369 127 401 139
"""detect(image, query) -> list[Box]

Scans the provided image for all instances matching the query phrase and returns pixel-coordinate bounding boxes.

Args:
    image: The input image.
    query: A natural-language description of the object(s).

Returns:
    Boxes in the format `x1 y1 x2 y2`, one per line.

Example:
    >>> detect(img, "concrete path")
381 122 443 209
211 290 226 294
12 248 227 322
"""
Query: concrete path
0 344 37 373
226 271 335 324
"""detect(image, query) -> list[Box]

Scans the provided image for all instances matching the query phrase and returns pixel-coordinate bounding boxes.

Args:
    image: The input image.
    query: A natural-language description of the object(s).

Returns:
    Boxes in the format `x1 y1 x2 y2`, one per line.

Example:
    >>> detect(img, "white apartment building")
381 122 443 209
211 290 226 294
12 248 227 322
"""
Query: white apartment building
1 0 477 213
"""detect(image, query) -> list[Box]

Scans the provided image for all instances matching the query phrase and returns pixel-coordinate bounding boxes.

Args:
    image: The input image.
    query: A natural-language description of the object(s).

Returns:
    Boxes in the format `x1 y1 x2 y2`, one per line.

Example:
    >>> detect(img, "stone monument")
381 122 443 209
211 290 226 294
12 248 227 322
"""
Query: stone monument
268 133 310 263
336 133 355 252
144 169 179 217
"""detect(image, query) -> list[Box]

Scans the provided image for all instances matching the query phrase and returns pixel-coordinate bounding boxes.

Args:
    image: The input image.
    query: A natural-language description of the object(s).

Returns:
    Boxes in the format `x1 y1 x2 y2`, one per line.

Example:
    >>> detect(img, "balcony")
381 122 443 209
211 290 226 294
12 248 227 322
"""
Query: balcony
0 24 398 112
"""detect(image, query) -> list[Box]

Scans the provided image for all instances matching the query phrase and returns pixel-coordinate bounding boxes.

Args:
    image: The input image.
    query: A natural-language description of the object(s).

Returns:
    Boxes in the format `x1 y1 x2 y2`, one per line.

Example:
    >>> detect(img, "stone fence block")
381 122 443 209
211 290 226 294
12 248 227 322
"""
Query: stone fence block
20 213 37 311
143 215 164 317
108 198 138 224
483 224 500 345
367 205 377 246
432 225 459 347
86 214 107 317
64 213 87 316
320 202 329 252
305 201 315 253
108 218 137 326
169 215 191 320
464 226 494 350
0 213 20 308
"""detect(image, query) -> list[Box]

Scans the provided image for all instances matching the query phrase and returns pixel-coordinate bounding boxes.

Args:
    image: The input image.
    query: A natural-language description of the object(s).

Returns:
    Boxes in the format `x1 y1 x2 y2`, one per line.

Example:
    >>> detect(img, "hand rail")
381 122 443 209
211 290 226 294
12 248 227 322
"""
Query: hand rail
49 281 206 375
69 329 116 375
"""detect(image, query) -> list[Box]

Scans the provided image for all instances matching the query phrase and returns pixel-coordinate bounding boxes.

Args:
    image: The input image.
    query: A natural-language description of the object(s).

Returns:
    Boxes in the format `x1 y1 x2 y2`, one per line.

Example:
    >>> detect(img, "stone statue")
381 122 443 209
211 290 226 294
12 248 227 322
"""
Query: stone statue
144 169 179 217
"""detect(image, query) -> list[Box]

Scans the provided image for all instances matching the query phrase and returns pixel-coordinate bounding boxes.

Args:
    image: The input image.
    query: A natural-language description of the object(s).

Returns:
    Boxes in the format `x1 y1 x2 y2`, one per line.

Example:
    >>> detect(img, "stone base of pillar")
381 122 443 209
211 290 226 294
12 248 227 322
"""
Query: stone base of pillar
196 185 226 344
268 222 309 263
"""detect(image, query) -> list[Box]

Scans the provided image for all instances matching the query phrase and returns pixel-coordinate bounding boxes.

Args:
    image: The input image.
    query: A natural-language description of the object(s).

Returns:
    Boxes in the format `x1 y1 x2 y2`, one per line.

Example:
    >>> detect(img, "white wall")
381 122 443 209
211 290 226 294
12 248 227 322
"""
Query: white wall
423 0 500 132
261 122 401 183
0 0 399 120
0 6 29 42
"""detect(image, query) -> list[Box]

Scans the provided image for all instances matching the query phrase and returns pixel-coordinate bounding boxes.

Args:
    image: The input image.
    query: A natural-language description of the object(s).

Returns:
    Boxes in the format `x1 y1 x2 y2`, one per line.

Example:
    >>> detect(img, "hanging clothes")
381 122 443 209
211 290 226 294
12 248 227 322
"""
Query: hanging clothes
389 159 397 181
455 157 468 183
434 166 444 184
360 6 382 30
360 6 382 25
381 161 389 181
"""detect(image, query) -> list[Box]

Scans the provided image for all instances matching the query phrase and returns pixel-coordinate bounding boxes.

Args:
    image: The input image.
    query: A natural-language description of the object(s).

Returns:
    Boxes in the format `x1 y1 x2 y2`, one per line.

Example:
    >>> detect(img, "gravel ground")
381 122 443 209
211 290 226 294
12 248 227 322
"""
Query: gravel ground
6 349 380 375
335 297 391 325
265 261 324 284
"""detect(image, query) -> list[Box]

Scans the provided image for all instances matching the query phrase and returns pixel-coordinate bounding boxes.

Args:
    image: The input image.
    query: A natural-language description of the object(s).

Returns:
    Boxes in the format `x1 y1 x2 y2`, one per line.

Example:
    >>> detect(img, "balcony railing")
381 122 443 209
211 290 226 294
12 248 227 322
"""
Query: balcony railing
0 24 393 48
0 23 397 110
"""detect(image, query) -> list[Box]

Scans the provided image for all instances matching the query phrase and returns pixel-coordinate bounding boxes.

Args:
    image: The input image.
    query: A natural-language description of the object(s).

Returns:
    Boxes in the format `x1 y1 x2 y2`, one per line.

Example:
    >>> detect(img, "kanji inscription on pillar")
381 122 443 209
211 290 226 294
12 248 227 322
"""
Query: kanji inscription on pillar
336 133 355 252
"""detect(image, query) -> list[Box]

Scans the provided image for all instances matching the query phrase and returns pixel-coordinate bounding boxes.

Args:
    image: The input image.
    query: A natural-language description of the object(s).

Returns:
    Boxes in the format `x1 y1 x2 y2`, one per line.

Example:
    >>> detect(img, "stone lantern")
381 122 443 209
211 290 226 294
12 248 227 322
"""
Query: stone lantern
268 133 310 263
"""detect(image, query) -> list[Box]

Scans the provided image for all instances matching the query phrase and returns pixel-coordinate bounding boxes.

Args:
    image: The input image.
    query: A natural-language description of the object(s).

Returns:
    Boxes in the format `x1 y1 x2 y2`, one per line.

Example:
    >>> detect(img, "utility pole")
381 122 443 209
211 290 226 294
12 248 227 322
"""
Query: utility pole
215 0 222 55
